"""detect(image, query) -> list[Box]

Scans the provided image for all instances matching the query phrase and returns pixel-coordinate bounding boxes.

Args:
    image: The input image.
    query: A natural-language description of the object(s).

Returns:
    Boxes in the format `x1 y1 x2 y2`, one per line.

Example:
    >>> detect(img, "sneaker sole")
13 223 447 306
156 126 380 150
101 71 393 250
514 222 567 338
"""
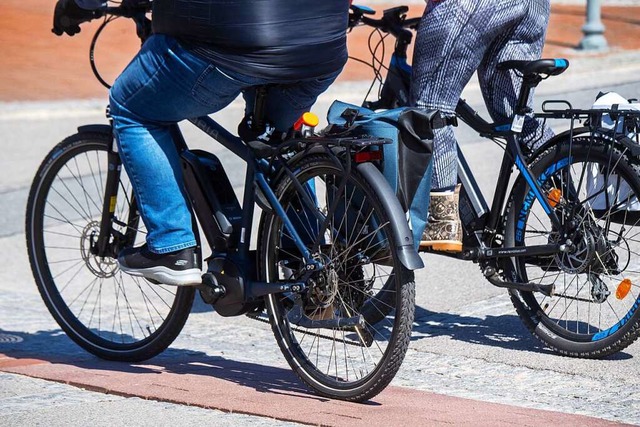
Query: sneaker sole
118 264 202 286
419 240 463 252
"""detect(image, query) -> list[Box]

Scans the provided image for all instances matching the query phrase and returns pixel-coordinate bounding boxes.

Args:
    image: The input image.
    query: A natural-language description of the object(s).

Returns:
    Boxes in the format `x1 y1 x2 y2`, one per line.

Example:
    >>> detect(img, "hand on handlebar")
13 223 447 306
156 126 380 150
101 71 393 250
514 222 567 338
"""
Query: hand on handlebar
52 0 103 36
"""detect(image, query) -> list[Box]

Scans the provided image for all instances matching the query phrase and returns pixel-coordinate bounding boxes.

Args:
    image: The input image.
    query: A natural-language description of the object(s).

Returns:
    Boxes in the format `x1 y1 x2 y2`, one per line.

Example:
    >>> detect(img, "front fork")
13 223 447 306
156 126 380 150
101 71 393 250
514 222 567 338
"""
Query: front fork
92 129 140 258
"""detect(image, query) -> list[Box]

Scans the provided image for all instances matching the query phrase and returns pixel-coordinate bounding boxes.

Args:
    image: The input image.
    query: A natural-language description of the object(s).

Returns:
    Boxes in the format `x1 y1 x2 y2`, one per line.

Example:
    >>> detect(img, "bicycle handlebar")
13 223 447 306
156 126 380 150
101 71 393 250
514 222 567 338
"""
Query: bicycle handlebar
102 0 152 18
349 4 420 37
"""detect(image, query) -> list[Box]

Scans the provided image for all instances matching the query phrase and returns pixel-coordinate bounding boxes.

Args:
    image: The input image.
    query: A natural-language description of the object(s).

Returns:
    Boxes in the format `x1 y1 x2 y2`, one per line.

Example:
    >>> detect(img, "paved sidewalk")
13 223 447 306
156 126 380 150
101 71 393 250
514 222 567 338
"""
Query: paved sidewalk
1 2 640 427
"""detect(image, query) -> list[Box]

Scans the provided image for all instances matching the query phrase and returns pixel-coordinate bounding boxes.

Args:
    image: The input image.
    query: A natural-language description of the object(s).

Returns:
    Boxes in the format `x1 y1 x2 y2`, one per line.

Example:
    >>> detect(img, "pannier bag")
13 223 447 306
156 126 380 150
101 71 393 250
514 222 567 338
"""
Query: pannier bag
326 100 438 247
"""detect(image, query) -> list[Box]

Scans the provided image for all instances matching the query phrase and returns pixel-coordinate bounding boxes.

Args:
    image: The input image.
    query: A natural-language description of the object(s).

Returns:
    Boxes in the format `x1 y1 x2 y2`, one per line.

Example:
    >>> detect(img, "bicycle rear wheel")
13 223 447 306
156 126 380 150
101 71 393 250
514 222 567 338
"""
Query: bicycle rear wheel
504 136 640 357
259 153 415 402
26 131 194 362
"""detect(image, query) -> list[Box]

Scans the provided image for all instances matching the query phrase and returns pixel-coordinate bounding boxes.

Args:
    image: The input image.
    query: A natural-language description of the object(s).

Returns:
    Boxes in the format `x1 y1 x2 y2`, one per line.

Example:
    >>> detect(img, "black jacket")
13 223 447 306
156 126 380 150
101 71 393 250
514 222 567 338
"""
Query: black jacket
152 0 349 80
75 0 349 80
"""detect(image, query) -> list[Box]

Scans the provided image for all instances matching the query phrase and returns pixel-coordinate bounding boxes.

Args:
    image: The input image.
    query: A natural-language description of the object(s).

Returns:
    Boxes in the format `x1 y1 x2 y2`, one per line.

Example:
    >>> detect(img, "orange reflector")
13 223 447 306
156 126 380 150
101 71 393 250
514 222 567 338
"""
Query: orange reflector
547 188 562 207
293 112 320 131
616 279 632 300
354 150 383 163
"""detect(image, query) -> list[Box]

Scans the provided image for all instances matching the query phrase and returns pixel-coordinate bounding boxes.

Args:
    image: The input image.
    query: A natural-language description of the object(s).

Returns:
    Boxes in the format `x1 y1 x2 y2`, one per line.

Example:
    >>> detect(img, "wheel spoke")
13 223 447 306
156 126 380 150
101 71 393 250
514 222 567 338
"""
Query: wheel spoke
29 140 193 361
510 138 640 356
262 156 413 401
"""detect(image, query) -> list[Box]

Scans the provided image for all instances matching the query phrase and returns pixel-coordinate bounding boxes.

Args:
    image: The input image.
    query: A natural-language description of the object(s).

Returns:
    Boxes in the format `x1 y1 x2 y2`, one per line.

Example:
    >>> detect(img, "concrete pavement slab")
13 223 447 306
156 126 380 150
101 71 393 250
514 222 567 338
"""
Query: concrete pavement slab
0 372 301 427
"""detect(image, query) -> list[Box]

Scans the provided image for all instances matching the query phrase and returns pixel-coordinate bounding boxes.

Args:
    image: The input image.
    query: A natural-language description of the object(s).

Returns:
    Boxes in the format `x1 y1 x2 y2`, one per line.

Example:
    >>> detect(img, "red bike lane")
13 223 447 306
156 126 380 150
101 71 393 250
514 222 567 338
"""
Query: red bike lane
0 353 630 426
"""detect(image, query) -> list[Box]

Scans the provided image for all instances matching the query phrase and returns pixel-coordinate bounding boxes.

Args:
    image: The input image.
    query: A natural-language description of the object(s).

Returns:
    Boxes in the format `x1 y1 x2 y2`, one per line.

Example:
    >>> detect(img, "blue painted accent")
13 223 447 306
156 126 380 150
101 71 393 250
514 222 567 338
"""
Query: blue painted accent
390 55 412 74
255 172 315 265
554 58 568 68
515 156 552 215
494 124 511 132
592 297 640 341
353 5 375 14
515 157 571 242
51 148 64 160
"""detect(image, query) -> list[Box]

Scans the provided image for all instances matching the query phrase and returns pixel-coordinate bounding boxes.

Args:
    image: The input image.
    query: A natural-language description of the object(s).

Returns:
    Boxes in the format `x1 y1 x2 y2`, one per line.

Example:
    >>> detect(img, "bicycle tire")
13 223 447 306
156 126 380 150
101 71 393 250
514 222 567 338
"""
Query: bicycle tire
258 153 415 401
26 132 194 362
504 135 640 357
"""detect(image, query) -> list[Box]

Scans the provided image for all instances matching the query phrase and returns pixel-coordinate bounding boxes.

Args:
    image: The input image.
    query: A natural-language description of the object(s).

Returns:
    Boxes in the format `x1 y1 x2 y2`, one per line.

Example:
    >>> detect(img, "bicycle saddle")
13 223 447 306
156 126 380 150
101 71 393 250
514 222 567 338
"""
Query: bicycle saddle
497 58 569 77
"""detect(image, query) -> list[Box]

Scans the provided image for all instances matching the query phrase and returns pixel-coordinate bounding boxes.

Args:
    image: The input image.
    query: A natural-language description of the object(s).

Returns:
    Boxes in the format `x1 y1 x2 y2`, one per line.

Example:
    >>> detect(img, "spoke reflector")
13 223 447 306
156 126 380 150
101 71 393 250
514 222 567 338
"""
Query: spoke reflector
547 188 562 207
616 279 632 300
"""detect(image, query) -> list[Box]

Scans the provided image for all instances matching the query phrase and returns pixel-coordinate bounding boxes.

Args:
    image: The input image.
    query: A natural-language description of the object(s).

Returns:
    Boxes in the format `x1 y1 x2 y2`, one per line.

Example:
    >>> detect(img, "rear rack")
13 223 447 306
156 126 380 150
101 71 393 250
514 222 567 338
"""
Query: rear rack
524 100 640 155
537 99 640 121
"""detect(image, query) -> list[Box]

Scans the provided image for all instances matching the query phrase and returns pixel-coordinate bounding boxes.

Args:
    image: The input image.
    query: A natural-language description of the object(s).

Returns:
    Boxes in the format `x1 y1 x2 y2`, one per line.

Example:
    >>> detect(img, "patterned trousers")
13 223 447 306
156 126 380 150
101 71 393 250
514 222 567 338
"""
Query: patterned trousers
410 0 554 190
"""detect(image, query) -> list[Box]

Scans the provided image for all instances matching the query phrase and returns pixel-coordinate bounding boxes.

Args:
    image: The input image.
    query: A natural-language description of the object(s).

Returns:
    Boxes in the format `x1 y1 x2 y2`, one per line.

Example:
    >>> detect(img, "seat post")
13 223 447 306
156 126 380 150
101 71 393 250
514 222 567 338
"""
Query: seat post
252 86 269 133
515 76 541 116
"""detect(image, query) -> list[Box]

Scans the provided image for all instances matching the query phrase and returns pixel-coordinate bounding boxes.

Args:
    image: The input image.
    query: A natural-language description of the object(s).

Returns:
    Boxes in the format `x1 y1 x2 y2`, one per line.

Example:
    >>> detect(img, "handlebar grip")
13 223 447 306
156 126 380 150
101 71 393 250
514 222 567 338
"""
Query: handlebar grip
349 5 420 32
102 0 152 18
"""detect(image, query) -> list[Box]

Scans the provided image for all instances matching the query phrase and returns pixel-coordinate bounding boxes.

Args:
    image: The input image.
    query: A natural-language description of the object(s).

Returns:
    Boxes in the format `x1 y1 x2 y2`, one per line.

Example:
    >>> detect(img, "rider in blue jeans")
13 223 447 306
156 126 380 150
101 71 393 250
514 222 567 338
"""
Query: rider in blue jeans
53 0 349 285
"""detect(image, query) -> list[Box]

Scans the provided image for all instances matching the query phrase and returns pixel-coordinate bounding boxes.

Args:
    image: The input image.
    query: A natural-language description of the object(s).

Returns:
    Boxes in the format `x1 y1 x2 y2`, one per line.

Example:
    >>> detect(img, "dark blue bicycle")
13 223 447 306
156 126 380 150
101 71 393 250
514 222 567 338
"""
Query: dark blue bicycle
25 2 423 402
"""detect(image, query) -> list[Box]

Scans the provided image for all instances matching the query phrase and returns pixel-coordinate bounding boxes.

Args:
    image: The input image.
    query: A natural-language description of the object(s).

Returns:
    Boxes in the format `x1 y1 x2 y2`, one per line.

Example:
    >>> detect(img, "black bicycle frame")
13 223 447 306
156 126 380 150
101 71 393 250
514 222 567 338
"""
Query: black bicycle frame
92 115 322 306
355 6 565 262
179 115 320 292
453 100 563 260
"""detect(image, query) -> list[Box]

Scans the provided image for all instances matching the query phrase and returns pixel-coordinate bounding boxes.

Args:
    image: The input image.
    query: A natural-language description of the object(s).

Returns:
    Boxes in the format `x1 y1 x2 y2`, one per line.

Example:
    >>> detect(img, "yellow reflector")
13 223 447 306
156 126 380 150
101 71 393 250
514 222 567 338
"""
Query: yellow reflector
293 112 320 131
301 112 319 127
547 188 562 207
109 196 117 213
616 279 632 300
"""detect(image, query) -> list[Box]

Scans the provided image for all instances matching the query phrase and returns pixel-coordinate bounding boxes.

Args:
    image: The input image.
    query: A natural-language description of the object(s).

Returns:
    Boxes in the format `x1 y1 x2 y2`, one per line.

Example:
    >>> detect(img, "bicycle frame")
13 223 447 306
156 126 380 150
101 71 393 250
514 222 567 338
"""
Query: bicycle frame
367 51 563 262
94 100 424 316
351 9 567 261
454 101 563 256
96 114 319 300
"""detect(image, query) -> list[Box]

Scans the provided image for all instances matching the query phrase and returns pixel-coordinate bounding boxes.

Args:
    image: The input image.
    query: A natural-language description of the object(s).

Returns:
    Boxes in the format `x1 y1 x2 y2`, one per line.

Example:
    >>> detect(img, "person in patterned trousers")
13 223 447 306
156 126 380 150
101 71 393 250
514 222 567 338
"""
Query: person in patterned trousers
411 0 554 252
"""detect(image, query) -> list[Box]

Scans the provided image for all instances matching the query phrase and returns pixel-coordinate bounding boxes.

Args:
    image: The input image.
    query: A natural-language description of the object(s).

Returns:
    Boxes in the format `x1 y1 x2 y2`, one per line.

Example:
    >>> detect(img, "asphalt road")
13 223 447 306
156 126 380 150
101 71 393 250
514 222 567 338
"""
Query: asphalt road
2 55 640 424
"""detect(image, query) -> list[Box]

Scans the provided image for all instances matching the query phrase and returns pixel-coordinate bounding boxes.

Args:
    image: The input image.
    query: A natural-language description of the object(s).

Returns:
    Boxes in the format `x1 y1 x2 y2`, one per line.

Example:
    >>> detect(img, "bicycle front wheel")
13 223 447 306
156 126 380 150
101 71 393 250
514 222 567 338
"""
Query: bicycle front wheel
26 131 194 362
504 136 640 357
258 153 415 402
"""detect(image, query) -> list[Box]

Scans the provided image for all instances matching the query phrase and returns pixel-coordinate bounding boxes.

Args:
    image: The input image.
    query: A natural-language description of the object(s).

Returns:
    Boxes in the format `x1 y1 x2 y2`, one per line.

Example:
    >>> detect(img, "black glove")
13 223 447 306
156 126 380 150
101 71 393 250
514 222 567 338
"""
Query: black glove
52 0 102 36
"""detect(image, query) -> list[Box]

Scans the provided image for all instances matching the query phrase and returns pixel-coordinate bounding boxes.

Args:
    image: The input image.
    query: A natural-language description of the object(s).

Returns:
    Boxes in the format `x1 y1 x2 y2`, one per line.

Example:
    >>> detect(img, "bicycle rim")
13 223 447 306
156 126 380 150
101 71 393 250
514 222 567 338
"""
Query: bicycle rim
26 134 194 361
260 154 414 401
507 138 640 356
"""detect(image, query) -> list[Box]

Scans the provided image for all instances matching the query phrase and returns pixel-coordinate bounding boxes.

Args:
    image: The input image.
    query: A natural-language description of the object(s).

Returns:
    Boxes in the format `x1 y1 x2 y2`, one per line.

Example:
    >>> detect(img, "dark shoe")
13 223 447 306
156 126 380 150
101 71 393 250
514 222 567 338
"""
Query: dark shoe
420 185 463 252
117 244 201 286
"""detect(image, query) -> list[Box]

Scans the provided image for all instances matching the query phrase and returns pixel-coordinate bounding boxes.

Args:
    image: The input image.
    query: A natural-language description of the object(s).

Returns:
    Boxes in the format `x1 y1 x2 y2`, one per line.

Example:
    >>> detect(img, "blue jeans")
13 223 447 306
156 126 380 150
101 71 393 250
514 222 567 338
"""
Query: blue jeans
109 34 339 253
